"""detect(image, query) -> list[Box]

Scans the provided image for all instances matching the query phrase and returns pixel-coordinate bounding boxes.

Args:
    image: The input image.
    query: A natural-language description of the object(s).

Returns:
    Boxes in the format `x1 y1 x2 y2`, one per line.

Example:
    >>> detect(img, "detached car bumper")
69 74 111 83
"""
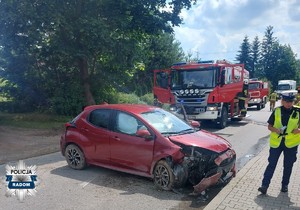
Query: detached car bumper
193 164 236 193
170 145 236 194
193 149 236 194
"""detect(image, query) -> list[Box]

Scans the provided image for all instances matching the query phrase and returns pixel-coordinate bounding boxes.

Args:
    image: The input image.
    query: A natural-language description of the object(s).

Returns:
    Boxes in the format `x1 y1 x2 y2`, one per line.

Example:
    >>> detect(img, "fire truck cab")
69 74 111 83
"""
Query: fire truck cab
153 60 249 128
248 78 269 110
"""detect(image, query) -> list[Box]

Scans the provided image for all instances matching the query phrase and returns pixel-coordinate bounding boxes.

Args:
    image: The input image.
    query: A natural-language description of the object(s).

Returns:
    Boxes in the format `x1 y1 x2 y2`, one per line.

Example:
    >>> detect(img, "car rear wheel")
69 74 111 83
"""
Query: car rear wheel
65 144 86 170
153 160 174 190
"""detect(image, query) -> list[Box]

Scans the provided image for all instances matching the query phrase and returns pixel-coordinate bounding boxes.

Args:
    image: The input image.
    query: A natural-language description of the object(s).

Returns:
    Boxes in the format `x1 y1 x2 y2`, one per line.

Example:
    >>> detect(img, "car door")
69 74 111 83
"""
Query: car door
82 109 112 164
110 111 155 173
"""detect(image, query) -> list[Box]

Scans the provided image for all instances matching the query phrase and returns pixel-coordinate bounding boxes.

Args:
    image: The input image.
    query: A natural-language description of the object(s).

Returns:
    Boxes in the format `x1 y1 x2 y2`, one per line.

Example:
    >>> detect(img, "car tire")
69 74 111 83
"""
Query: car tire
217 106 228 129
65 144 86 170
153 160 175 191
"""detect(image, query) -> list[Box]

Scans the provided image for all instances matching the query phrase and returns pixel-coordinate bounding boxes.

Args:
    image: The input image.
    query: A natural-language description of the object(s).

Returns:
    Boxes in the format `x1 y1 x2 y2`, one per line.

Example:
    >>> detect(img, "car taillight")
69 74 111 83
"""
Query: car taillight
65 122 76 129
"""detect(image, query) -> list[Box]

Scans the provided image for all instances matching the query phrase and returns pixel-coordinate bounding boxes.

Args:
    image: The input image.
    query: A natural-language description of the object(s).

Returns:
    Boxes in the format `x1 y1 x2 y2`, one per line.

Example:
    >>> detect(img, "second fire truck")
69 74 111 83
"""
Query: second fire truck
247 78 269 110
153 60 249 128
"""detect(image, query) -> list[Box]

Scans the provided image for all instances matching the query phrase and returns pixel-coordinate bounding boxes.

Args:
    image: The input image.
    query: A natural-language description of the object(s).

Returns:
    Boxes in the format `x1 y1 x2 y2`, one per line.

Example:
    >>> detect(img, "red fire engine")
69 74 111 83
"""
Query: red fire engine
153 60 249 128
247 78 269 110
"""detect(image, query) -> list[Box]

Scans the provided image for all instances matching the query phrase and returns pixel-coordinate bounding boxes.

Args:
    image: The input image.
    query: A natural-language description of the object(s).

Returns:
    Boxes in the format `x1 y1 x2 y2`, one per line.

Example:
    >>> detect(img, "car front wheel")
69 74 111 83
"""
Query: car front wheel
153 160 175 191
65 144 86 170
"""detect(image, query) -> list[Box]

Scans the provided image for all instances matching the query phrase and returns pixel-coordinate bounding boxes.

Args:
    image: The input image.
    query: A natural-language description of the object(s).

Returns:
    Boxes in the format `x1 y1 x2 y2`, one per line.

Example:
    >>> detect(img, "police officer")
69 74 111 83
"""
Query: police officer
258 92 300 194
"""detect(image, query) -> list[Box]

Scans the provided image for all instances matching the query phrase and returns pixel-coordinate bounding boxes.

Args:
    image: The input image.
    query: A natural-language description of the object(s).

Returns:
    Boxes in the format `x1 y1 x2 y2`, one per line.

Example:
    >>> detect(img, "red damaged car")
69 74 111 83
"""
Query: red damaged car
60 104 236 193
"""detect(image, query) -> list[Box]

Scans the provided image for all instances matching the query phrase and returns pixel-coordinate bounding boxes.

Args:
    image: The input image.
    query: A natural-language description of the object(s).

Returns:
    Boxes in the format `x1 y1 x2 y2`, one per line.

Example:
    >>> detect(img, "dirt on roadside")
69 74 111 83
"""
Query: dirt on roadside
0 126 62 165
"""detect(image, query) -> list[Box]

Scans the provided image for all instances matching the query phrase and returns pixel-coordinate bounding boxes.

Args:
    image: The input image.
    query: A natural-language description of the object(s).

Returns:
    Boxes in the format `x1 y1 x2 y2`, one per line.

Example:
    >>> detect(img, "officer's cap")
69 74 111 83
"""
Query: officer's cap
281 92 296 102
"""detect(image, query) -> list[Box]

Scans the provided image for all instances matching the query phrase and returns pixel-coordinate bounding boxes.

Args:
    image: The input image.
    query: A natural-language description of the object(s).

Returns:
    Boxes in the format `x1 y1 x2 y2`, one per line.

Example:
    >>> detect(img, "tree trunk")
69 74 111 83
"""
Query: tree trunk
78 57 96 105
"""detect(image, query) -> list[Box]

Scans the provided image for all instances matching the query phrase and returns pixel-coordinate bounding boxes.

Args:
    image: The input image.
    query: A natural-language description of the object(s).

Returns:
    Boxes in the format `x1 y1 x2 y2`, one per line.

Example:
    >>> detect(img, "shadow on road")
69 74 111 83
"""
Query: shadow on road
51 164 229 210
254 193 300 210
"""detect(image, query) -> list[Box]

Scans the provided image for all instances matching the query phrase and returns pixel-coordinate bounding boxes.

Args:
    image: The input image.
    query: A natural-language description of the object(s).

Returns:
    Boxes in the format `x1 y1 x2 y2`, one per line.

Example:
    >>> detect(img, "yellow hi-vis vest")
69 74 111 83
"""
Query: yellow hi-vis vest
269 107 300 148
270 93 277 101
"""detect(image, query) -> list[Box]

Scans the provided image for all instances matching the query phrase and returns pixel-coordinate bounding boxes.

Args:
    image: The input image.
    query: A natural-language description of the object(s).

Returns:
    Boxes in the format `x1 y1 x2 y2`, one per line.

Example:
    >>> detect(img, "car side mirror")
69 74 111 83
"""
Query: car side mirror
189 120 200 128
136 129 153 140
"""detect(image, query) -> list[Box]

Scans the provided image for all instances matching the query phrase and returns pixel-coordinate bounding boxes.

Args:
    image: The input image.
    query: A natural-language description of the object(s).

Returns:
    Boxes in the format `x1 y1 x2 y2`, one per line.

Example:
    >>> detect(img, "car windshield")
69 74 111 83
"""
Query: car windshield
140 109 194 136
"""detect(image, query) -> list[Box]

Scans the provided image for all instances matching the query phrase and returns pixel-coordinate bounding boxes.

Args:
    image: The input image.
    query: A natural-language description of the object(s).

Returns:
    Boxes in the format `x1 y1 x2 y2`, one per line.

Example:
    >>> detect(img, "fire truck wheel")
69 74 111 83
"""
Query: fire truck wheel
262 98 267 108
217 107 228 129
257 103 262 110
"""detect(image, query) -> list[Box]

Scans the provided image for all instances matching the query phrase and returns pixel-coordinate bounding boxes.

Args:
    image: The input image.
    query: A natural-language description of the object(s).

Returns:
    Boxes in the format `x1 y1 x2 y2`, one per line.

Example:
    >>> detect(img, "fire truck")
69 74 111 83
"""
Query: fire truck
247 79 269 110
153 60 249 128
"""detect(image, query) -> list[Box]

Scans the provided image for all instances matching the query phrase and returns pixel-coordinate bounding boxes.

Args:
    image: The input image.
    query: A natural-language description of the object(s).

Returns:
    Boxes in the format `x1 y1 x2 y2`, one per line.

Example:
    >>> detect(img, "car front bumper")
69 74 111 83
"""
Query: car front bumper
193 149 236 194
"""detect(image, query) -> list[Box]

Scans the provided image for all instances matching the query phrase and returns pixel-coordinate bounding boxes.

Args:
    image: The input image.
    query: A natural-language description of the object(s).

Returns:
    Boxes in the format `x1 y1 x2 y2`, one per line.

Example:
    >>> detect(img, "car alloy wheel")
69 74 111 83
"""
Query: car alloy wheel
153 160 174 190
65 144 86 170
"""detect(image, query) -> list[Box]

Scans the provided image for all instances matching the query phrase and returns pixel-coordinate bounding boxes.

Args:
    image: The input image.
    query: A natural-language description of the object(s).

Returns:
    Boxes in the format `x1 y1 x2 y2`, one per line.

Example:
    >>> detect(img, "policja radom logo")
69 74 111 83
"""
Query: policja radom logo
4 160 38 201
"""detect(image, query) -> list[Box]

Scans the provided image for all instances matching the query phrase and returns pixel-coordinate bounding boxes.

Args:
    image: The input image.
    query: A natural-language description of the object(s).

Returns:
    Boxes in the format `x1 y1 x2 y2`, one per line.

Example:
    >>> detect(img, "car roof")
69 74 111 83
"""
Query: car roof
83 104 160 115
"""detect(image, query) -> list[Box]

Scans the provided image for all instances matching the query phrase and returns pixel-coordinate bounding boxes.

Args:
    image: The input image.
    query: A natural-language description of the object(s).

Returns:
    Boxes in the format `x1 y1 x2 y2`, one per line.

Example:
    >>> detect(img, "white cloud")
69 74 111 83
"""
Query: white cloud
174 0 300 61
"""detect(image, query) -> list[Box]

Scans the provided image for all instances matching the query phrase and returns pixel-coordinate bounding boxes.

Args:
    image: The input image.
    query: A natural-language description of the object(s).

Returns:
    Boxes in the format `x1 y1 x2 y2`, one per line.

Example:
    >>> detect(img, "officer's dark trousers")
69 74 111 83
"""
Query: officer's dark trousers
262 140 298 187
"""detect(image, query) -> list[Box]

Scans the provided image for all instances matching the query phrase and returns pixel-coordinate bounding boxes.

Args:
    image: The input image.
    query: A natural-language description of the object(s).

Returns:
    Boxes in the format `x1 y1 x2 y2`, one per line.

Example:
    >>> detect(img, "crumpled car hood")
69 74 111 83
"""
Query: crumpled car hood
168 129 231 153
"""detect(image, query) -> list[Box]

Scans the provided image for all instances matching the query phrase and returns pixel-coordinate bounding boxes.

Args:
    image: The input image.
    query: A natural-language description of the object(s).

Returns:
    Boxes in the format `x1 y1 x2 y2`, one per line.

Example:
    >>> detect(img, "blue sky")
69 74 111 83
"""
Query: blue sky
174 0 300 62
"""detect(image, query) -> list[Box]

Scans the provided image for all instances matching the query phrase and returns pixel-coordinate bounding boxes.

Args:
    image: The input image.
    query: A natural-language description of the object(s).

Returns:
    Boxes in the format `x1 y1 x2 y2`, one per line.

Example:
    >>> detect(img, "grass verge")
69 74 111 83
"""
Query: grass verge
0 112 72 130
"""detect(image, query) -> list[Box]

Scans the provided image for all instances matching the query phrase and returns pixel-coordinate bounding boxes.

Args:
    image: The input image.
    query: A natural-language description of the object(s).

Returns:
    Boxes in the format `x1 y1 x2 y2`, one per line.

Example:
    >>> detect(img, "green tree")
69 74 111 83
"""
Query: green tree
0 0 196 114
296 60 300 85
260 26 278 84
129 32 185 96
271 44 298 86
235 26 299 90
236 36 252 76
260 26 298 89
250 36 260 78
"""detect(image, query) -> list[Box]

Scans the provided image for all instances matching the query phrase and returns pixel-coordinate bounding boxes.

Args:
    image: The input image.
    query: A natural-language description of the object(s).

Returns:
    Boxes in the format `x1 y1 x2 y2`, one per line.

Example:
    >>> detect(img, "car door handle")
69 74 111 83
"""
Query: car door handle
113 136 121 141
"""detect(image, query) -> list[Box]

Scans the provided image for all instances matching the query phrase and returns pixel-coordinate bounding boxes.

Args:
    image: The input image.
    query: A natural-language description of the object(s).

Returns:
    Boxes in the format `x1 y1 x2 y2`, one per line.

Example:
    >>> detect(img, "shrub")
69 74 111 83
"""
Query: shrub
116 92 146 104
140 93 154 105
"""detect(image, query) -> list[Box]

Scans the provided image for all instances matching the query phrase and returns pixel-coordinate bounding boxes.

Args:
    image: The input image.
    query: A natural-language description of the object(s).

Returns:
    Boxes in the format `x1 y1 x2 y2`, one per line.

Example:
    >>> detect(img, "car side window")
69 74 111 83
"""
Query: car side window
115 112 146 135
89 109 111 129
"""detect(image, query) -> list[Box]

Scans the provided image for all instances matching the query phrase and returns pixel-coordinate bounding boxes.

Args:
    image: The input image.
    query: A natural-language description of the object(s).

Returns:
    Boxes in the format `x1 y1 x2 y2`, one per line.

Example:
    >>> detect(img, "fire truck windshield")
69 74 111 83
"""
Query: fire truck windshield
170 68 217 90
248 82 260 90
